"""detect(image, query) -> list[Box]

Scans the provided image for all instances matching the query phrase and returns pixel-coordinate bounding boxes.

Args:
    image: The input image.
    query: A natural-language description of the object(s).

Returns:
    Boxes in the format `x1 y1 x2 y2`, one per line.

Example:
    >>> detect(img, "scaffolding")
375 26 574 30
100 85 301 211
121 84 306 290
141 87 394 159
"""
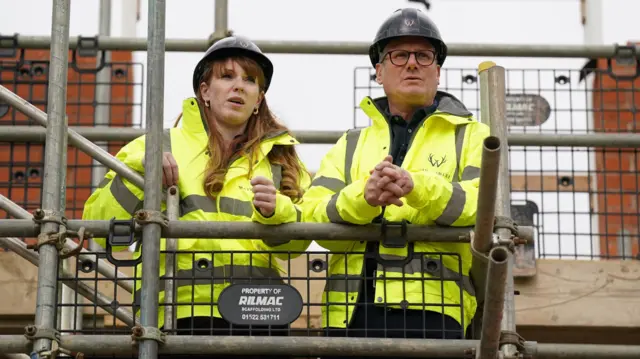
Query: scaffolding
0 0 639 358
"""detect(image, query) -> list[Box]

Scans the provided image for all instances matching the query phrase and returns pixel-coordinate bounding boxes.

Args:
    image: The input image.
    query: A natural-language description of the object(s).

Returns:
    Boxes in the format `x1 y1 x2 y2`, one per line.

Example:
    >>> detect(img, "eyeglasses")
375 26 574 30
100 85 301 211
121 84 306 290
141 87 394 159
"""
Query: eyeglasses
382 50 437 66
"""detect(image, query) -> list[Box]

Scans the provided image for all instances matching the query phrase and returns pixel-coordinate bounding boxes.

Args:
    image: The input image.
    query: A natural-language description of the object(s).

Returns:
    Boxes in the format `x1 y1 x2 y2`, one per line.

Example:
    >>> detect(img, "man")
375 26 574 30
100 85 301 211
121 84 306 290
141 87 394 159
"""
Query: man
301 8 490 358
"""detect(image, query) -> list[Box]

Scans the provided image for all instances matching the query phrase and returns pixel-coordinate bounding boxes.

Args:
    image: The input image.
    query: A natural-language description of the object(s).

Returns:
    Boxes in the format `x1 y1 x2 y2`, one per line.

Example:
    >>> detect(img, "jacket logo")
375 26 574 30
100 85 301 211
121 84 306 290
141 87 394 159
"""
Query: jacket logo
404 19 415 27
428 153 447 168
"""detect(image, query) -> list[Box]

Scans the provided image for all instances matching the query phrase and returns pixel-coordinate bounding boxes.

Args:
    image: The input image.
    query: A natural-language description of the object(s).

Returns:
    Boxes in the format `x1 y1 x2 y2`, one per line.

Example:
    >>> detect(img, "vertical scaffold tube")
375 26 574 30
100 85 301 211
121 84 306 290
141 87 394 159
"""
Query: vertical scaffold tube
138 0 166 358
31 0 71 356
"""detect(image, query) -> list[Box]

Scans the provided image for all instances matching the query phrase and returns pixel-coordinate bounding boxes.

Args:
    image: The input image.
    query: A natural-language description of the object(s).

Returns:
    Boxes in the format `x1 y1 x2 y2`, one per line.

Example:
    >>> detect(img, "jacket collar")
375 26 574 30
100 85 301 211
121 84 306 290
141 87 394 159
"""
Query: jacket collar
179 97 300 146
360 91 474 130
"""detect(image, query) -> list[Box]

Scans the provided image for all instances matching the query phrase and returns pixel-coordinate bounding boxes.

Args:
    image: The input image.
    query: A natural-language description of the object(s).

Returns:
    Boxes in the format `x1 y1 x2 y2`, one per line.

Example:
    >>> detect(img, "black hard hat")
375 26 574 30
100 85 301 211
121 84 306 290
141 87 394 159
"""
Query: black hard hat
369 8 448 67
192 36 274 95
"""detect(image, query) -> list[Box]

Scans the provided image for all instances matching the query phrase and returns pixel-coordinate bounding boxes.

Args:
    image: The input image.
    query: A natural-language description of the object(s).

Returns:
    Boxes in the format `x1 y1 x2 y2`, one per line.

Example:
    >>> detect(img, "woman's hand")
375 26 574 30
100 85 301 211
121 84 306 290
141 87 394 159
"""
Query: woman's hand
162 152 179 188
251 176 277 218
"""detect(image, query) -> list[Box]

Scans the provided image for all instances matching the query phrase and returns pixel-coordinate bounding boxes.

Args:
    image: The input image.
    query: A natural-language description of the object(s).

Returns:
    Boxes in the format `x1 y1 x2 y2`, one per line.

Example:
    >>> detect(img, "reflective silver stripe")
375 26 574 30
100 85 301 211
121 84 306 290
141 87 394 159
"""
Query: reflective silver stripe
322 129 361 223
311 176 345 192
101 129 171 210
271 164 282 190
180 195 253 218
434 182 466 226
324 274 361 293
219 197 253 217
377 254 475 297
110 175 143 215
452 125 468 183
344 129 362 186
461 166 480 181
326 193 347 224
133 263 283 307
180 195 216 215
97 177 111 189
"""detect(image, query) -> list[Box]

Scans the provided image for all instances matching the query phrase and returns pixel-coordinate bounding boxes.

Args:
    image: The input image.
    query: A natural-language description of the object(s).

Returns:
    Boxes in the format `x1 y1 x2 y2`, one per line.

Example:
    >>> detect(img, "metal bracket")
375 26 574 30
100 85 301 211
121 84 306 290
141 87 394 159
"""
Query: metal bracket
379 218 408 249
131 325 166 345
0 33 18 58
25 326 84 359
500 330 527 353
607 43 640 81
494 216 518 236
28 209 88 257
106 217 142 267
71 35 107 74
24 325 60 343
134 209 169 228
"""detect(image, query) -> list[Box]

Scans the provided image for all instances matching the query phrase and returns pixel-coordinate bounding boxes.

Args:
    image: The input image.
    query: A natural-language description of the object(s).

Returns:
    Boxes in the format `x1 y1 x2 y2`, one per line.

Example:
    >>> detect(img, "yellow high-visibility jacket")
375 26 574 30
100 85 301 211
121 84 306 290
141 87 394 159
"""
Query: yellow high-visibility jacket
82 97 312 328
301 92 490 331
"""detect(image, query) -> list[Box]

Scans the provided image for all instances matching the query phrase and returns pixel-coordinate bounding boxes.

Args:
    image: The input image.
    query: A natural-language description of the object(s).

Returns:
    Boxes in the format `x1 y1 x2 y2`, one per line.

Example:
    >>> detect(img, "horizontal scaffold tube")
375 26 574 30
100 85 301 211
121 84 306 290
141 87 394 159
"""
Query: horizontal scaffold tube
0 219 535 244
1 35 639 58
0 194 133 293
1 335 640 358
4 126 640 148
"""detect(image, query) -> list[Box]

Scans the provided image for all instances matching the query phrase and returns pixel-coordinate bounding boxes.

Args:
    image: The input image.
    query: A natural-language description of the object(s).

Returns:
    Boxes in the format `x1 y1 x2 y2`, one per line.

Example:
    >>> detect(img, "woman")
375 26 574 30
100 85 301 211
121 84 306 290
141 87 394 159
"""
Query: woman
82 36 311 359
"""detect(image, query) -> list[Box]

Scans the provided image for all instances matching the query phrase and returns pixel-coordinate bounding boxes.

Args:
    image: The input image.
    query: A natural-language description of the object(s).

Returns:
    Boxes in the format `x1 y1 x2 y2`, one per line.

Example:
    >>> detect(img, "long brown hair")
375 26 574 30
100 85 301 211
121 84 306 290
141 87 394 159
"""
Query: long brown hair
191 56 306 203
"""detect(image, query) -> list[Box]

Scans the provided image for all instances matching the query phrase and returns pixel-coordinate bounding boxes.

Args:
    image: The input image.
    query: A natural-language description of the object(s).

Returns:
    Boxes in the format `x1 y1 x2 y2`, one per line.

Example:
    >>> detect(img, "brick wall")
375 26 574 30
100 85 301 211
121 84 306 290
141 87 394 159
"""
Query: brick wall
592 43 640 259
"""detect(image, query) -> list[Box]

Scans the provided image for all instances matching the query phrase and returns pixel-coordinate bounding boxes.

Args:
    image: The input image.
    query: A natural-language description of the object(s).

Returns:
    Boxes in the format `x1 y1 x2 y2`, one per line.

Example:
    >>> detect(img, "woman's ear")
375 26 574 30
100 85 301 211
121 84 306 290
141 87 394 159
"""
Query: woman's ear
199 82 210 102
255 91 264 110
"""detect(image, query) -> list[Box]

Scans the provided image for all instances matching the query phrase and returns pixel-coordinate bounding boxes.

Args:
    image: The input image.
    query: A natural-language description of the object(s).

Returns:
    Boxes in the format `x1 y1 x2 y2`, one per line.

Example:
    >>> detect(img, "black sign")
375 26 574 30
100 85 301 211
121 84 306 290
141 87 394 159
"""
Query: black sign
218 283 303 326
506 94 551 127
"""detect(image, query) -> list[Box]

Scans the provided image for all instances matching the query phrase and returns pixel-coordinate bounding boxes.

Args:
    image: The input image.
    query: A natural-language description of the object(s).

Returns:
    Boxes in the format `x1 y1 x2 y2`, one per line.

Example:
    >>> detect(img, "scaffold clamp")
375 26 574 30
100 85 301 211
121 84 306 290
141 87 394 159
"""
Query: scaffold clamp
134 209 169 229
131 325 166 345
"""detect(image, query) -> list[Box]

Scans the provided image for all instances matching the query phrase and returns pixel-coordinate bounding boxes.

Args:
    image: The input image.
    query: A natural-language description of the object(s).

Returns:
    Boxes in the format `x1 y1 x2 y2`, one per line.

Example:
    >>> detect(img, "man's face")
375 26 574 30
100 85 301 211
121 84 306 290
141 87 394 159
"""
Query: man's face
375 36 440 108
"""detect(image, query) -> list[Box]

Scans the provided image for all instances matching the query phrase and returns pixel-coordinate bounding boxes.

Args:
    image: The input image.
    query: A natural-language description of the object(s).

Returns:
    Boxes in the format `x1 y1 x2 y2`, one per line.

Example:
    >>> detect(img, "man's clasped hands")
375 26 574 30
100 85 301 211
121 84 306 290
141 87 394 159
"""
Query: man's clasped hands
364 155 414 208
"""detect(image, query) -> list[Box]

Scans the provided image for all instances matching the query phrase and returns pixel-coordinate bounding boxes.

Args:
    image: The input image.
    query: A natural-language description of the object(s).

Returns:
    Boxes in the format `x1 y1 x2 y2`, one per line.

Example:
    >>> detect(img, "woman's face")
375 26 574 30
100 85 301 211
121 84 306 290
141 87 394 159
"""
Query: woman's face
200 58 263 127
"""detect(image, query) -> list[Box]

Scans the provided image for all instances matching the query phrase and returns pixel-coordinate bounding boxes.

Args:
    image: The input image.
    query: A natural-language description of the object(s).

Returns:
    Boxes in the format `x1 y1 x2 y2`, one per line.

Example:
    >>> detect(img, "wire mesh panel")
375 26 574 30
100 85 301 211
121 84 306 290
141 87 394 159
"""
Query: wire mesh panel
52 244 472 358
353 62 640 264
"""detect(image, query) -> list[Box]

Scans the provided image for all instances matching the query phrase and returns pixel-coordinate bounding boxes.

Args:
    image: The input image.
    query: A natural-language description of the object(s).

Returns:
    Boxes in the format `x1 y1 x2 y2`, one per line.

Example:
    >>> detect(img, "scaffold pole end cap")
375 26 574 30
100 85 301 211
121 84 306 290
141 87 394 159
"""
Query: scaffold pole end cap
478 61 497 73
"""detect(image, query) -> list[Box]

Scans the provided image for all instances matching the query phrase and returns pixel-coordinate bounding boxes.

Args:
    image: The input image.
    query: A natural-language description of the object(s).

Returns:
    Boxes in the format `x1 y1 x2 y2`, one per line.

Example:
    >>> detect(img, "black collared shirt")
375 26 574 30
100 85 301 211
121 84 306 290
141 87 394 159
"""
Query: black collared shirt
359 99 439 306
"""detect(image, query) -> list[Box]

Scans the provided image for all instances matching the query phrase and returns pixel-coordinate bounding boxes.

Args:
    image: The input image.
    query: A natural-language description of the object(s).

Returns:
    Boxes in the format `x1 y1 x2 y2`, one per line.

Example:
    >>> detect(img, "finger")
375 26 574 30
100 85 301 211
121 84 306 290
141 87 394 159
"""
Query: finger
379 167 403 181
375 160 396 172
254 192 276 203
379 192 404 207
250 176 272 186
383 155 393 163
253 200 275 213
382 181 404 198
162 155 172 187
166 153 179 185
376 175 394 189
252 184 277 194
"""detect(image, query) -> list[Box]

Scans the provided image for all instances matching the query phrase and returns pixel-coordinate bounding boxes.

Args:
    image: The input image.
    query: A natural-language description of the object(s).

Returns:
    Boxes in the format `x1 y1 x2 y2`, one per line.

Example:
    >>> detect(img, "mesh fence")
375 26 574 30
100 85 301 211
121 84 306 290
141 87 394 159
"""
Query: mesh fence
354 65 639 262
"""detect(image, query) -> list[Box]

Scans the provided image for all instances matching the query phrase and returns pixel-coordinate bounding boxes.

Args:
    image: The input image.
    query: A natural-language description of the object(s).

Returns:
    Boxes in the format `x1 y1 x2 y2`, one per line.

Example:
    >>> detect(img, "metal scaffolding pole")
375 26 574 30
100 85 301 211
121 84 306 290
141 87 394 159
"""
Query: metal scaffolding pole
30 0 70 356
3 335 640 358
90 0 113 253
5 125 640 148
479 62 518 359
0 194 133 293
138 0 166 357
0 236 135 327
1 35 639 58
162 186 179 331
214 0 228 38
0 218 535 244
